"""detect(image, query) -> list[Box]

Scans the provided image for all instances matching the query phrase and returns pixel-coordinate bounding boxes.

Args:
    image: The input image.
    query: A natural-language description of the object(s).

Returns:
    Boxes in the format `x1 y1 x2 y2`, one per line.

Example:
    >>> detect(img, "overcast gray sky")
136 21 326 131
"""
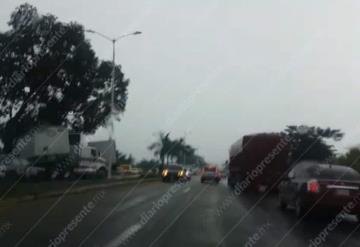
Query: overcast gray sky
1 1 360 164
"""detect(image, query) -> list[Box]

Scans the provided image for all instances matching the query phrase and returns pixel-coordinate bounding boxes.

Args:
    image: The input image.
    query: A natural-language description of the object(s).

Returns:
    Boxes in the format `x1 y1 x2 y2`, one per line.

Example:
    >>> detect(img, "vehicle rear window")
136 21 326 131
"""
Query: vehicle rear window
167 166 182 171
309 165 360 181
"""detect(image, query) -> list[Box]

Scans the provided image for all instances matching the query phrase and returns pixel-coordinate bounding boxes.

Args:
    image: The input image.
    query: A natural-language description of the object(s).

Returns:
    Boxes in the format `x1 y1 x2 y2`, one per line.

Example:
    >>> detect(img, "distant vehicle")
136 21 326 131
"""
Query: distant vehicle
203 165 218 173
184 169 191 181
88 140 116 167
127 165 142 176
227 133 290 192
161 165 185 182
18 126 109 179
200 167 221 184
278 161 360 220
73 146 108 178
118 164 143 176
117 164 130 175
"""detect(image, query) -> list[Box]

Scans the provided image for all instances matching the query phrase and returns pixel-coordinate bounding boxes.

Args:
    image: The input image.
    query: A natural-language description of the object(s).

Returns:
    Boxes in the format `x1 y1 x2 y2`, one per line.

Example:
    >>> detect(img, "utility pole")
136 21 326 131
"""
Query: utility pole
86 29 142 179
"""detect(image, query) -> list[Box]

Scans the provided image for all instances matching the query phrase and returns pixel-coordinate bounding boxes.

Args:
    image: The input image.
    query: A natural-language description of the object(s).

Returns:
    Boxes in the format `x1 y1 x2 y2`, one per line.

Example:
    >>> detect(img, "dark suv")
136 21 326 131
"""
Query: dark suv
278 161 360 220
161 165 185 182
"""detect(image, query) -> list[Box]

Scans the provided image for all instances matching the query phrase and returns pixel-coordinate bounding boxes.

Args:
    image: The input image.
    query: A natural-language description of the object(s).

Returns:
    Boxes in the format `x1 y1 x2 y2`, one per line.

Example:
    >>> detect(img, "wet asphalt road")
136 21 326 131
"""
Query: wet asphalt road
0 177 359 247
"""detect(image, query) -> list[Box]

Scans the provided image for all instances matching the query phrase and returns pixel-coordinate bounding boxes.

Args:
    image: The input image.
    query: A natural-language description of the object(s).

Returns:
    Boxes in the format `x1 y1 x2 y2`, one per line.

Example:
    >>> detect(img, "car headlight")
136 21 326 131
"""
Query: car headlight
162 169 168 177
178 170 184 177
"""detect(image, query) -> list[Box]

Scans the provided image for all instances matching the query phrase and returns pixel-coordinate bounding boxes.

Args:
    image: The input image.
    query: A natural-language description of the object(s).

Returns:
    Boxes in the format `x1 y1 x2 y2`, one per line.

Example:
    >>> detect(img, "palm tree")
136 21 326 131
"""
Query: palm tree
169 138 184 163
170 138 196 165
148 132 172 165
148 132 203 166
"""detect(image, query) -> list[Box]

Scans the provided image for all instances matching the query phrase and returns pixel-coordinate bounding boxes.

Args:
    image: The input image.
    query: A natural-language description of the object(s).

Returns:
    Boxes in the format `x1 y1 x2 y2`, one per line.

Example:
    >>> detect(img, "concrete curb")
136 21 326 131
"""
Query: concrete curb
0 177 159 207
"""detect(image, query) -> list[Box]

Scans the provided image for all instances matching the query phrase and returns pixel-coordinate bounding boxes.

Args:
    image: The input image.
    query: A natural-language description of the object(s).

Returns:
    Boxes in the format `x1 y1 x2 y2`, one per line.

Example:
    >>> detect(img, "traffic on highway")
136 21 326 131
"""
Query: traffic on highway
1 1 360 247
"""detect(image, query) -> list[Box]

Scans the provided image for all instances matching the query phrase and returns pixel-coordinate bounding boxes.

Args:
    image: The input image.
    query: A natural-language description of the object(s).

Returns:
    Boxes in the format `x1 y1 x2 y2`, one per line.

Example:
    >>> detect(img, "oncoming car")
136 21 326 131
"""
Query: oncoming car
161 165 185 182
278 161 360 220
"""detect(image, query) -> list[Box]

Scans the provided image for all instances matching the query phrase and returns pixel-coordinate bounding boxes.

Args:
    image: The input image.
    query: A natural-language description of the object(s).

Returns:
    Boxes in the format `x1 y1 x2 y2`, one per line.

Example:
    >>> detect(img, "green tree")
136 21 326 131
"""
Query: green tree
148 132 172 165
170 138 197 164
185 154 206 167
283 125 344 163
137 159 161 171
0 4 129 152
116 151 134 164
337 148 360 173
148 132 206 166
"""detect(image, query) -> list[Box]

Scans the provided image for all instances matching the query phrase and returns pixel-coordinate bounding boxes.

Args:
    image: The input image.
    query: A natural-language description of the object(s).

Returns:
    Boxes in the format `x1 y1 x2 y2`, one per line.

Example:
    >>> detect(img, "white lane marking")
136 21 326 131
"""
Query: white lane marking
117 196 148 212
106 223 142 247
183 187 191 194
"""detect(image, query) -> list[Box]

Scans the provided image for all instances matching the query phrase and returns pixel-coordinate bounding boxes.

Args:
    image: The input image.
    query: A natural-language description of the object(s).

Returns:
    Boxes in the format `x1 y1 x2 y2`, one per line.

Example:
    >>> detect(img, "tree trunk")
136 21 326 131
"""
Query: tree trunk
2 121 16 153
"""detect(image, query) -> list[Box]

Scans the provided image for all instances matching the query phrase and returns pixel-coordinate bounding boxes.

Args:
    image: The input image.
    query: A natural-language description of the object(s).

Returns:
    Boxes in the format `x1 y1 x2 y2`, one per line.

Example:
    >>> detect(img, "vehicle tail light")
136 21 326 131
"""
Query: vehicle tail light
162 169 168 177
307 179 320 193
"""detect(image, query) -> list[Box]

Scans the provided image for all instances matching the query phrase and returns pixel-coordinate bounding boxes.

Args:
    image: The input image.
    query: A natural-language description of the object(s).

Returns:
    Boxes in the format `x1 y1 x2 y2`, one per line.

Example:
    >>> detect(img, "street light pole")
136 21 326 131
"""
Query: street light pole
109 39 116 180
86 29 142 179
110 38 116 131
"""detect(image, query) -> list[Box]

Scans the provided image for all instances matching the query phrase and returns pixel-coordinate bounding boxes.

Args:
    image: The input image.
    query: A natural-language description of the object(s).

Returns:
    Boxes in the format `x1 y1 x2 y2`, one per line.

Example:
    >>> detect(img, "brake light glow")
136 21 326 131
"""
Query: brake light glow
307 179 320 193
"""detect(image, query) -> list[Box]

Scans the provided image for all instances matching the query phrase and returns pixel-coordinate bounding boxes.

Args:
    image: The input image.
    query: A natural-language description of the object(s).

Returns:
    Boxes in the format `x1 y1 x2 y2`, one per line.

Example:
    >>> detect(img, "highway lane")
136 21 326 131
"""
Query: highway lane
0 177 359 247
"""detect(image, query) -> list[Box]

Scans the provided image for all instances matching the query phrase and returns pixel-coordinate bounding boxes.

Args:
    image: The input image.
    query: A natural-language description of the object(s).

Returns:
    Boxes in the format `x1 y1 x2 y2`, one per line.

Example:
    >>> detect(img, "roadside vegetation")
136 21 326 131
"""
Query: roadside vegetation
148 132 206 167
337 148 360 173
0 3 129 153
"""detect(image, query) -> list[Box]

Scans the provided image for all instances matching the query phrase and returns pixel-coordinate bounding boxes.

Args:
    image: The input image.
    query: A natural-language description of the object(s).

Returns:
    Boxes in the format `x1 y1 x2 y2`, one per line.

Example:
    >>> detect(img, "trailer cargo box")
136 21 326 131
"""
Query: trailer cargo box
228 133 290 192
20 125 70 159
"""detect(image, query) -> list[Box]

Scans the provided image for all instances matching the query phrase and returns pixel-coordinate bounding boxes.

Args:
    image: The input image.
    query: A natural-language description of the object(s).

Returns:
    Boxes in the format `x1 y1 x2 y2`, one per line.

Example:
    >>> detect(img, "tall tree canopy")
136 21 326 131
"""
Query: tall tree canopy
337 148 360 173
283 125 344 163
0 4 129 152
148 132 205 166
148 132 173 165
116 150 135 165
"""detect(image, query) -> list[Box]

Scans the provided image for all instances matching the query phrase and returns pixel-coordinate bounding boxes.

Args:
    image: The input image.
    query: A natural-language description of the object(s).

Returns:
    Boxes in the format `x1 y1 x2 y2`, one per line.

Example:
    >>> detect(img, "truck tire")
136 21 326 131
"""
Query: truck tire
96 168 107 179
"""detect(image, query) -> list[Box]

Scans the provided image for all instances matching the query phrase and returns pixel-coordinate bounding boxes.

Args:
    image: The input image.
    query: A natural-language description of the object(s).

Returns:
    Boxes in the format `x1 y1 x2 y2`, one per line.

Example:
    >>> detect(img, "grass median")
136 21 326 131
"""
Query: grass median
0 175 160 203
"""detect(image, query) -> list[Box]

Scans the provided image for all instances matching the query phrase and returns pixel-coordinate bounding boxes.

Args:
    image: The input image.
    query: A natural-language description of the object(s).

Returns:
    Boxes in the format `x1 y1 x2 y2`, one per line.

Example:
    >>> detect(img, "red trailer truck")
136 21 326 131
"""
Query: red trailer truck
227 133 290 192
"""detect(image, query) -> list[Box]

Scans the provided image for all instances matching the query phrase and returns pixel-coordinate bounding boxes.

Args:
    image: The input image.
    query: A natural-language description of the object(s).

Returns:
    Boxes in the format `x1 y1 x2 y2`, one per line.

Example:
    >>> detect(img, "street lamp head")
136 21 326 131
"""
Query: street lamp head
86 29 141 41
